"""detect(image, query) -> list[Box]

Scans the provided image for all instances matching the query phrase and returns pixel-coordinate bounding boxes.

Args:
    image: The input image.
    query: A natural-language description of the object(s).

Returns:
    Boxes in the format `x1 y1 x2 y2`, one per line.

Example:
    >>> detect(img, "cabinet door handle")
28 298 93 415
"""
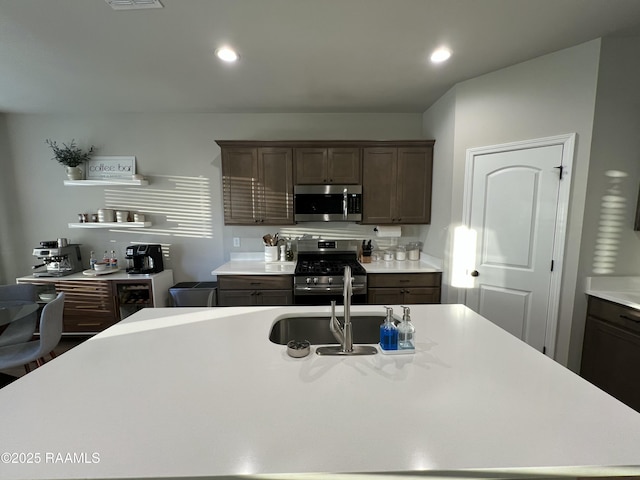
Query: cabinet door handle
399 279 410 283
620 314 640 323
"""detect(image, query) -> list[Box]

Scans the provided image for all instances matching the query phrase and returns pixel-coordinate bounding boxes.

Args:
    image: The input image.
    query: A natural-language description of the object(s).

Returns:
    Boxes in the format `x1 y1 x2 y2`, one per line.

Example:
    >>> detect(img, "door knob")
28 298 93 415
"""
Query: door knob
470 270 479 277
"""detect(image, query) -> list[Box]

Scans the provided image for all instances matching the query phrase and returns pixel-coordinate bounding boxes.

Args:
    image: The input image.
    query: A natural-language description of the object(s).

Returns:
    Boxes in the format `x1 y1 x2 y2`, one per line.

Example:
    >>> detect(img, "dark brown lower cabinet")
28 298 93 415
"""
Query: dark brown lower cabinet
217 275 293 306
367 273 441 304
580 296 640 412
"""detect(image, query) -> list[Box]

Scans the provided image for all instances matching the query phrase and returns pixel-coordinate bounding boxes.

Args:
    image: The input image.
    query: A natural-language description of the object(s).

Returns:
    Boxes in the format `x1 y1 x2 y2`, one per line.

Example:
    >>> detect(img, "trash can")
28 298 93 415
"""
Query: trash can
169 282 217 307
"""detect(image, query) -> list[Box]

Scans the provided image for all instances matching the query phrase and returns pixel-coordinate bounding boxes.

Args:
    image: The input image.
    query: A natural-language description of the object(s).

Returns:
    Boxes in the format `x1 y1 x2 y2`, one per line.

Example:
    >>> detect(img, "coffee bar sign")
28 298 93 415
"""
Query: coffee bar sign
86 156 136 180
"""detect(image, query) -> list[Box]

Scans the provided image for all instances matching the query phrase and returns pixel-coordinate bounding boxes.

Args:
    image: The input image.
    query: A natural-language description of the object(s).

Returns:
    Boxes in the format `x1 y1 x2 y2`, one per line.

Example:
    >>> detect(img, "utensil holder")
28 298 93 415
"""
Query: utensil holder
264 246 278 262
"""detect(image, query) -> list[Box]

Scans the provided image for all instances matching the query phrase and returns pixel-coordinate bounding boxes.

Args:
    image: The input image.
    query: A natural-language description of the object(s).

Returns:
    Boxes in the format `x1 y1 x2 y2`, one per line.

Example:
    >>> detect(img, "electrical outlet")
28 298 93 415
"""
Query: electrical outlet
233 237 240 247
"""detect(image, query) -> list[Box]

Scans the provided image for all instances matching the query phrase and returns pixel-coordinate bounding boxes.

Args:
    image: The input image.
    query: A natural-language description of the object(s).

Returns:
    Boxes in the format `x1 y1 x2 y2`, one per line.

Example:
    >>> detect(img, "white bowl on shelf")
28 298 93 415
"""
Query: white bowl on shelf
39 293 56 301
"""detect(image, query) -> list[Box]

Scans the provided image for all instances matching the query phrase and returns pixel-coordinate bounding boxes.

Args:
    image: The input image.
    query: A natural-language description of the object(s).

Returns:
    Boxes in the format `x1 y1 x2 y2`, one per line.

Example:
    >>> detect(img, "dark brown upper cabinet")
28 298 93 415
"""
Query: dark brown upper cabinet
217 140 434 226
220 144 294 225
362 143 433 224
294 147 361 184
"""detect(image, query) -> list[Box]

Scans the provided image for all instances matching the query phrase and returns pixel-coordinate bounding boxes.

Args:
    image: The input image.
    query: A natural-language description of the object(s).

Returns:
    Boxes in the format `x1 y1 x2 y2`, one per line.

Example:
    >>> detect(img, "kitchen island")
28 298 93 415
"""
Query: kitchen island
1 304 640 479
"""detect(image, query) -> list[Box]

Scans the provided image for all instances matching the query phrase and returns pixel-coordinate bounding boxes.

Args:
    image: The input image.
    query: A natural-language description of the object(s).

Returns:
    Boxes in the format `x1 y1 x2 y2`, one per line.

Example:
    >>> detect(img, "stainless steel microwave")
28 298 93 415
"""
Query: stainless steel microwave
294 185 362 222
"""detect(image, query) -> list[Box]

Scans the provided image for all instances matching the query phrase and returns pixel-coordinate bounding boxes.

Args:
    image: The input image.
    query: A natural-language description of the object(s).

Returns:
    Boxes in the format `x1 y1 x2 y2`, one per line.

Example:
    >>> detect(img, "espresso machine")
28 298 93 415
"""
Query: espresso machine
125 244 164 274
32 241 83 277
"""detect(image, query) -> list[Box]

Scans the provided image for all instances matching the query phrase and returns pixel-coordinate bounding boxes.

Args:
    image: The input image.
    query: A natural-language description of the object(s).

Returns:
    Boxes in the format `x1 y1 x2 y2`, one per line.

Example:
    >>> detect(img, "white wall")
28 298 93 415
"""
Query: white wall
569 35 640 369
422 40 602 370
421 87 456 301
0 113 423 285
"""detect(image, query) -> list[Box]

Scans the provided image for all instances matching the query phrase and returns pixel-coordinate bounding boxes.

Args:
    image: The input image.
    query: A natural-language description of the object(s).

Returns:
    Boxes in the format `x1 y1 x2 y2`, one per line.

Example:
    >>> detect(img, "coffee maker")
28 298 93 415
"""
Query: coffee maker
32 242 83 277
125 244 164 274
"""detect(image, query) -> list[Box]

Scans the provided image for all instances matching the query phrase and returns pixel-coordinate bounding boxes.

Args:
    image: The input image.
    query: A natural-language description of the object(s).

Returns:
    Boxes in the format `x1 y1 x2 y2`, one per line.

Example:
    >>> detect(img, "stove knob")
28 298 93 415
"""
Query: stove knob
328 277 333 285
306 277 311 285
313 277 319 285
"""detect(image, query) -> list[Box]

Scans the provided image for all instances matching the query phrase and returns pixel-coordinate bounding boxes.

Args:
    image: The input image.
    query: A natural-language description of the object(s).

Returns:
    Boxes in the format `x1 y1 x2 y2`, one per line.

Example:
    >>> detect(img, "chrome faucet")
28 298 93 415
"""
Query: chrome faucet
316 265 377 356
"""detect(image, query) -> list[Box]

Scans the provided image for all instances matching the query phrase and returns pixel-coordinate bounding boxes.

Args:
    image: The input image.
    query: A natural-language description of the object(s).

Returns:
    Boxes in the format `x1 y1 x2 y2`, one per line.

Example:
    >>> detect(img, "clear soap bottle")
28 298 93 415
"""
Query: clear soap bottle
380 306 398 350
398 306 415 350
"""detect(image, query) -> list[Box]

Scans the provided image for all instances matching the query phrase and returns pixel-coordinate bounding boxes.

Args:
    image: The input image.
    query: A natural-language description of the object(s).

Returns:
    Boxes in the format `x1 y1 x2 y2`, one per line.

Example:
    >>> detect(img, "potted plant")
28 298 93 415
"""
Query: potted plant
46 139 95 180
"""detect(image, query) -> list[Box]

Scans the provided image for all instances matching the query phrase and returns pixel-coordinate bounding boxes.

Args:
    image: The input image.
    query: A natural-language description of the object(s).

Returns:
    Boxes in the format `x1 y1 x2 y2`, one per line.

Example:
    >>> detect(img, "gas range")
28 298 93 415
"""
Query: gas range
294 240 367 299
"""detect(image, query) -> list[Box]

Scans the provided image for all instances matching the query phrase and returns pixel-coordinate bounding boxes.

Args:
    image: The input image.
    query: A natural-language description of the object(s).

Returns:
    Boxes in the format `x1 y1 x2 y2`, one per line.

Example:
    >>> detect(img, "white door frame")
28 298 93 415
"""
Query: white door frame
459 133 576 358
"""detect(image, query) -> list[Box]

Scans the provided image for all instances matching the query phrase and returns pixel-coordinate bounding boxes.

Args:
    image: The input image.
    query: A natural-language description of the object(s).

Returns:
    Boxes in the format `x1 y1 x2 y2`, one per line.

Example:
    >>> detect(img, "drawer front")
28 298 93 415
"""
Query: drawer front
63 317 118 333
368 273 441 288
588 296 640 335
218 275 292 290
55 280 116 316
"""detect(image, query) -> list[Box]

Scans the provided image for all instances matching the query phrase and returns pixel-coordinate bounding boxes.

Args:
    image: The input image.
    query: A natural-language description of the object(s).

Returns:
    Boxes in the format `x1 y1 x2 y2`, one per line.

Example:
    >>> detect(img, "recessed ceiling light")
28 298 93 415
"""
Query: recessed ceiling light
430 47 451 63
215 47 239 63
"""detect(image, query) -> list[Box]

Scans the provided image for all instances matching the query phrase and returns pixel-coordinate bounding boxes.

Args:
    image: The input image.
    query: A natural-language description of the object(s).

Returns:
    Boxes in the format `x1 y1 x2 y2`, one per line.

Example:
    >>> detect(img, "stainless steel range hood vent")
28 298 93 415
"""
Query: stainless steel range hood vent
105 0 163 10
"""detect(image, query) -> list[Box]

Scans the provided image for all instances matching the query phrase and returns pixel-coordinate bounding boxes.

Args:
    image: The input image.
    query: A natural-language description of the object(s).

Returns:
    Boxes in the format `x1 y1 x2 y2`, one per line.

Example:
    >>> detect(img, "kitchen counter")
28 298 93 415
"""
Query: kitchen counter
362 258 441 273
212 254 442 276
585 275 640 309
16 269 173 283
2 304 640 479
212 260 296 276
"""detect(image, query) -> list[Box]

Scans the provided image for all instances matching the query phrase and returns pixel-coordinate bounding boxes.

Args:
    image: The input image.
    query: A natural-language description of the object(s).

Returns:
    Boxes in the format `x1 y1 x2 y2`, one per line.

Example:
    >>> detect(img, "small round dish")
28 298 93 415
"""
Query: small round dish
287 340 311 358
39 293 56 301
94 262 109 272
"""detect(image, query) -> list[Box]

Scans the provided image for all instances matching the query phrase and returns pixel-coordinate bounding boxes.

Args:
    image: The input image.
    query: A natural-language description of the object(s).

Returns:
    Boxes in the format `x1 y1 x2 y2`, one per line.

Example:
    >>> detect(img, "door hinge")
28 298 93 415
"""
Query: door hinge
550 260 554 272
554 165 564 179
542 346 547 354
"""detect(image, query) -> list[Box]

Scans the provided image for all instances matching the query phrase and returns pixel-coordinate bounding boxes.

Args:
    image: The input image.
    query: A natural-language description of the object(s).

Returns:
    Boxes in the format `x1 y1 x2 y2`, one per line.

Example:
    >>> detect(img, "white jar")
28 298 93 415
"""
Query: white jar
383 250 393 262
98 208 115 223
407 242 420 261
395 246 406 261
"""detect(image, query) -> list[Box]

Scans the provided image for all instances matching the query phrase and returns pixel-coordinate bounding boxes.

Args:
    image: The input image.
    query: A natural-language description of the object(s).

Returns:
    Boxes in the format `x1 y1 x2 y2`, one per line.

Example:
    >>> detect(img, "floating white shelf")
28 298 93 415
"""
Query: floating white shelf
68 222 151 229
64 179 149 186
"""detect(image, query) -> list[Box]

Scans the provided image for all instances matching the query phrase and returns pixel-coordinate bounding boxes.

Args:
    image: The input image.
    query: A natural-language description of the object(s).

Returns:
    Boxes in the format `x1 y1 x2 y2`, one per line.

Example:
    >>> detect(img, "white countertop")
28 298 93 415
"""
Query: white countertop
2 304 640 479
212 257 442 276
212 260 296 275
17 269 173 283
585 276 640 309
362 258 441 273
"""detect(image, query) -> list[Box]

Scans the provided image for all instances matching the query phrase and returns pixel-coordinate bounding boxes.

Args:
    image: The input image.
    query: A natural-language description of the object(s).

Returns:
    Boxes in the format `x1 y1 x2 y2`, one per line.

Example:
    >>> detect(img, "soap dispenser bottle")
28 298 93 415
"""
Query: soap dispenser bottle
398 306 415 350
380 306 398 350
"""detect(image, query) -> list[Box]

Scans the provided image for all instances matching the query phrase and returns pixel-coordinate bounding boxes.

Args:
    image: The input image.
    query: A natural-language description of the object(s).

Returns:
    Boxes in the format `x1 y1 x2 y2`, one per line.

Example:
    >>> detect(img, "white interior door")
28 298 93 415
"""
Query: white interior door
462 135 575 355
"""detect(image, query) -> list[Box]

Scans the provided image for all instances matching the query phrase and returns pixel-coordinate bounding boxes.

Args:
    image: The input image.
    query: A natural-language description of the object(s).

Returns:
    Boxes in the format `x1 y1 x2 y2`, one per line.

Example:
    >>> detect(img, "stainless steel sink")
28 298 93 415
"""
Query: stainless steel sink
269 315 387 345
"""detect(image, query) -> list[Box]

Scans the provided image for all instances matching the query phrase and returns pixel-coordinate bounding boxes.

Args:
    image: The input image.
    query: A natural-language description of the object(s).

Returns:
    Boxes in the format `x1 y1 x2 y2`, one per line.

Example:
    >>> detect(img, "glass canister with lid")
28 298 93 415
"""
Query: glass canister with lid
406 242 422 261
395 245 406 261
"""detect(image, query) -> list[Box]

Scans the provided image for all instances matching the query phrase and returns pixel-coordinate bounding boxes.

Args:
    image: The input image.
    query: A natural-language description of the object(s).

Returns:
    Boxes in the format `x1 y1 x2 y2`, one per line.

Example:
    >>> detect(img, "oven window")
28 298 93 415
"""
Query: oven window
295 194 343 215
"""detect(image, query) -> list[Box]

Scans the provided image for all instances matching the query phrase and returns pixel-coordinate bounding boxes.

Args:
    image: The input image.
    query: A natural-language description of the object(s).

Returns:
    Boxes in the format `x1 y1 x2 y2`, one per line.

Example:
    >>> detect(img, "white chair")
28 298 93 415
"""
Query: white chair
0 292 65 373
0 284 38 347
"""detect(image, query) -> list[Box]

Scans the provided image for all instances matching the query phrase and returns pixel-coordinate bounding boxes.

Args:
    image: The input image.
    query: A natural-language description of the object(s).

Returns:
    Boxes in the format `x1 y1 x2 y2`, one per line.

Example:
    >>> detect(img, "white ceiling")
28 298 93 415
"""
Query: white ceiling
2 0 640 114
